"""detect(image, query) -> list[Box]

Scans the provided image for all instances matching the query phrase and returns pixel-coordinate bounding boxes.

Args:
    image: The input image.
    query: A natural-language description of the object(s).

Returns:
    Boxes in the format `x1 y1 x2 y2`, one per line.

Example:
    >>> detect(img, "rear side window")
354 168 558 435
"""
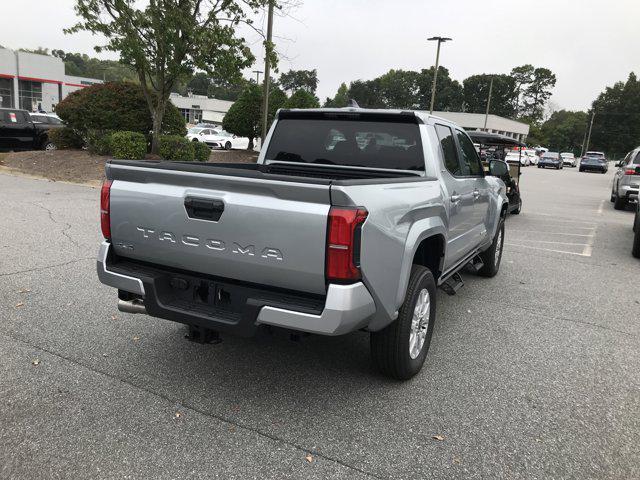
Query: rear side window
435 124 460 176
265 118 425 170
456 130 483 176
634 151 640 164
0 110 28 124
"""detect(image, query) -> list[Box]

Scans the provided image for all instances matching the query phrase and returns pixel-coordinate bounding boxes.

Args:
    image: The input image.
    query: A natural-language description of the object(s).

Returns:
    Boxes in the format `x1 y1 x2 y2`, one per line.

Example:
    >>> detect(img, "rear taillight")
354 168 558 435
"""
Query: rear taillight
326 207 368 282
624 169 638 175
100 180 113 239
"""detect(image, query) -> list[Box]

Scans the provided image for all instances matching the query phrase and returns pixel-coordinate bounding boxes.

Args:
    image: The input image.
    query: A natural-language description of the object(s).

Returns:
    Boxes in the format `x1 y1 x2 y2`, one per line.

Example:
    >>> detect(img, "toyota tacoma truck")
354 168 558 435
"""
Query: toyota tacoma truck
97 107 509 379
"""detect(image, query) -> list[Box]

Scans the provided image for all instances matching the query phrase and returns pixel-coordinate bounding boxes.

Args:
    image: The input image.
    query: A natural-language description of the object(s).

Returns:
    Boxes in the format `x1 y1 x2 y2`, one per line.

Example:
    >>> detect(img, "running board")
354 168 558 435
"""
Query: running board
466 255 485 273
440 272 464 296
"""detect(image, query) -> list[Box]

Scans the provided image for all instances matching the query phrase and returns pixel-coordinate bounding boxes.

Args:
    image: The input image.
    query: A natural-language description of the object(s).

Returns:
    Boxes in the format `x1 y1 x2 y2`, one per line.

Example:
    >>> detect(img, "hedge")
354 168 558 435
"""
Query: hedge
47 127 84 149
110 131 147 160
193 141 211 162
55 82 186 138
159 135 195 161
86 130 114 155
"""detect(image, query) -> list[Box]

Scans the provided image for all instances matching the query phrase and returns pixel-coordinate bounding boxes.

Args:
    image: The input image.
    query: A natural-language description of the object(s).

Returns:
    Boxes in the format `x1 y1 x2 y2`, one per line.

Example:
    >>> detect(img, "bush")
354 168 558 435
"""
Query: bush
193 141 211 162
110 131 147 160
48 127 84 149
55 82 186 138
86 130 113 155
159 135 195 161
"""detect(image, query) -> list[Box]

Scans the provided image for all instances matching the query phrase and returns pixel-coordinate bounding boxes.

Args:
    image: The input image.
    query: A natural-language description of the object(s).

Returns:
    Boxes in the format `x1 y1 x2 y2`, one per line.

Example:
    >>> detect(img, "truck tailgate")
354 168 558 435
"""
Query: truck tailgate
107 162 331 295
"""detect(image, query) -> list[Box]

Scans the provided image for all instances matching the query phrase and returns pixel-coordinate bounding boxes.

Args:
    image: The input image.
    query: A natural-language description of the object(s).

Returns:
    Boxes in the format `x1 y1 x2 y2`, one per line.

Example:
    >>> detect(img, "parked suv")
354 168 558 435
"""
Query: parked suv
538 151 563 169
0 107 56 151
611 147 640 210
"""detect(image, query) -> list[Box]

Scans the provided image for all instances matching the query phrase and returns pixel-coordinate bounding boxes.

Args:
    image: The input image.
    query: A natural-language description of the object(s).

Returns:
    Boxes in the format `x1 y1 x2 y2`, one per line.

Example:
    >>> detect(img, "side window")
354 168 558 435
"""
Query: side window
634 151 640 165
435 124 461 176
456 130 483 176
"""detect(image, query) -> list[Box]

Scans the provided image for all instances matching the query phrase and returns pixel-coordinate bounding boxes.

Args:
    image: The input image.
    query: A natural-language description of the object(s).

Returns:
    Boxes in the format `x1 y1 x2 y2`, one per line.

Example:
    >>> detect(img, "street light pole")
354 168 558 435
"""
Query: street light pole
583 110 596 156
260 0 274 146
484 76 494 129
428 36 451 114
253 70 263 85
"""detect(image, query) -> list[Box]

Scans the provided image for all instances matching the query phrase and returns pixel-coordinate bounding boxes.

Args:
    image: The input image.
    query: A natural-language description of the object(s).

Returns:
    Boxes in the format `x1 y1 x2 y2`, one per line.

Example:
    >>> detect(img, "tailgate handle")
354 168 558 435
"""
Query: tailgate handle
184 197 224 221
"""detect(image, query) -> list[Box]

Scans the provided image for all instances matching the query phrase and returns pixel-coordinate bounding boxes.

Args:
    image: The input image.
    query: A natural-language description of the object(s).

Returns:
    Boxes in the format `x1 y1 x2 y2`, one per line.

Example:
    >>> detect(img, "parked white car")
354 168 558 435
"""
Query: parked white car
505 151 530 166
187 128 250 150
524 149 538 165
561 152 577 167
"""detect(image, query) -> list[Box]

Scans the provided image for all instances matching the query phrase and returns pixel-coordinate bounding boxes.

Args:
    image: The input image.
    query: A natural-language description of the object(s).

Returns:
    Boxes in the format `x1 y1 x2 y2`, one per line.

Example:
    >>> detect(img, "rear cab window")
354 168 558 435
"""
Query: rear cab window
265 113 425 171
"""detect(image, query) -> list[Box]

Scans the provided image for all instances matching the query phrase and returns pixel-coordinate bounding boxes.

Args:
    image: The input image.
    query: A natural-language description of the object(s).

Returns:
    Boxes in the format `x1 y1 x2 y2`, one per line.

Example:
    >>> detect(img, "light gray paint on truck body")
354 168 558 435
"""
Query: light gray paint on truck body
98 108 507 336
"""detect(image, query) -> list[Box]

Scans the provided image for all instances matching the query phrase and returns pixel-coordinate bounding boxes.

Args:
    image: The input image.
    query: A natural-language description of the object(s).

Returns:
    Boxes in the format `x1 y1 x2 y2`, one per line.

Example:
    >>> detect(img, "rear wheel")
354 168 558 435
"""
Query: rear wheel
224 141 232 150
512 198 522 215
43 141 56 151
632 211 640 258
478 216 505 277
370 265 436 380
613 194 627 210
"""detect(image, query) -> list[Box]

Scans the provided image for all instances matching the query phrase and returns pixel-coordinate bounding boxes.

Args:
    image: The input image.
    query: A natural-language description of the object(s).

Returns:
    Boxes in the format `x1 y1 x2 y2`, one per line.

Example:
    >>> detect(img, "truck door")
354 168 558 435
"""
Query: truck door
454 129 491 247
0 110 34 150
435 124 478 269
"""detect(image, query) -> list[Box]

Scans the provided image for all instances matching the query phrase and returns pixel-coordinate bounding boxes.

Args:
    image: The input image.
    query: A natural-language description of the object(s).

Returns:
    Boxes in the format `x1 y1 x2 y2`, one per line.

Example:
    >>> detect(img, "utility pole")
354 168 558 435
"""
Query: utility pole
427 36 451 114
260 0 274 146
583 110 595 156
483 76 494 129
252 70 263 85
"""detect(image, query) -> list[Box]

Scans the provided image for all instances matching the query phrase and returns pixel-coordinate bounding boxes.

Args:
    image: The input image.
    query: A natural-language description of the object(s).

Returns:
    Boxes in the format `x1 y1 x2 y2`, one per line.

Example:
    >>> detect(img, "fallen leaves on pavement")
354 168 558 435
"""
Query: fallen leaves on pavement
432 435 445 441
32 358 40 366
305 454 313 463
15 302 24 308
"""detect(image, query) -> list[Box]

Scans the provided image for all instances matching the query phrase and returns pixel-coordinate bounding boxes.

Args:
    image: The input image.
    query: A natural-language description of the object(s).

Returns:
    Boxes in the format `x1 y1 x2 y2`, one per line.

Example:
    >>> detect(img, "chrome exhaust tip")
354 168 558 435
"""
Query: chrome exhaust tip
117 298 146 314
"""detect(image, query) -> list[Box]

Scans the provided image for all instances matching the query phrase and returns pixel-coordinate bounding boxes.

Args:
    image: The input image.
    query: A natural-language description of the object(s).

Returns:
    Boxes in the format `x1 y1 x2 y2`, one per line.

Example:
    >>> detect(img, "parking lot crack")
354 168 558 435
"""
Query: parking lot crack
0 257 95 277
30 202 80 248
1 332 384 479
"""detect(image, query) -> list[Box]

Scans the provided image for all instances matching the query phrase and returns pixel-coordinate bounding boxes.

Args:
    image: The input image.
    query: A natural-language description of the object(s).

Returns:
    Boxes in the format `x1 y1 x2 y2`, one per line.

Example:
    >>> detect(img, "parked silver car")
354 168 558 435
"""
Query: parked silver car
611 147 640 210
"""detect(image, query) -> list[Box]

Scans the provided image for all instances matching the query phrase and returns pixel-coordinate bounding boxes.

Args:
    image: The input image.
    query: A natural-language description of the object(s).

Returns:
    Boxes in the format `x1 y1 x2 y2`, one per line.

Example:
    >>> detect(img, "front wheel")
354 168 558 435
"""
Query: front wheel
613 195 627 210
224 141 232 150
370 265 436 380
512 198 522 215
43 141 56 151
477 216 505 277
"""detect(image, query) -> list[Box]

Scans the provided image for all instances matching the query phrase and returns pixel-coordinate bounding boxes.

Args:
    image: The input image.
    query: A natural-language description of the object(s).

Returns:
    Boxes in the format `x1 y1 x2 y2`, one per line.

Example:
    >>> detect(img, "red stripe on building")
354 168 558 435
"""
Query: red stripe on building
17 75 62 84
64 82 90 88
0 73 14 79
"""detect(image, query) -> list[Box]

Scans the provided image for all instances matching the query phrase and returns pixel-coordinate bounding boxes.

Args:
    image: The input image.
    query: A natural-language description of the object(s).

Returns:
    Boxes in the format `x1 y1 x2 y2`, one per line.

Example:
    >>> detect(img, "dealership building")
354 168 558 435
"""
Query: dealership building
432 111 530 141
0 47 103 112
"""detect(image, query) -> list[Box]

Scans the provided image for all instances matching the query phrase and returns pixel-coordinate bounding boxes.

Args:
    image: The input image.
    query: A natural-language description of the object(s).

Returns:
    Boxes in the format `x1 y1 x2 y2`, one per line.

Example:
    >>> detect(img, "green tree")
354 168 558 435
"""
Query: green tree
222 84 286 149
278 69 318 94
67 0 267 153
462 74 516 117
185 72 211 96
521 67 556 122
284 89 320 109
324 82 349 107
378 69 421 109
540 110 589 154
510 64 535 116
416 66 463 111
347 79 385 108
588 72 640 158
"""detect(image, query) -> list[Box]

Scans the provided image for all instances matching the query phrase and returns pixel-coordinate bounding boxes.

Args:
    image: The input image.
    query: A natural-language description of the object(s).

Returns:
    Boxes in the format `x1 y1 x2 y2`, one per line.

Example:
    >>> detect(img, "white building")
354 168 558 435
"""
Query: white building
169 92 234 126
432 111 530 141
0 47 102 112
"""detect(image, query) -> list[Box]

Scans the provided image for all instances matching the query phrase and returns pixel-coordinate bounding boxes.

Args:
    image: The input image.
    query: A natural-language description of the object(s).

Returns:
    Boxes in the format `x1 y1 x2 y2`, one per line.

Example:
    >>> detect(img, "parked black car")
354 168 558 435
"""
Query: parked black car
538 152 563 169
0 108 59 151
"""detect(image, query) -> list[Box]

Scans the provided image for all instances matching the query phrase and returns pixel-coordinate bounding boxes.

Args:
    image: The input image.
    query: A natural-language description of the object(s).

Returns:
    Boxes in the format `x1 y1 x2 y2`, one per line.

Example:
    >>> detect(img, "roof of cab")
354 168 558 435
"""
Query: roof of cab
276 107 455 127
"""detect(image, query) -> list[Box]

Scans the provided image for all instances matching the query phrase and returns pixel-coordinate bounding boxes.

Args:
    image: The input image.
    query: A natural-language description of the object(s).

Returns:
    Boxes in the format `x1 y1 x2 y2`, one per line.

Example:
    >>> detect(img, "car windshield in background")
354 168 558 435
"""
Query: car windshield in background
265 118 425 170
586 152 605 158
543 153 559 159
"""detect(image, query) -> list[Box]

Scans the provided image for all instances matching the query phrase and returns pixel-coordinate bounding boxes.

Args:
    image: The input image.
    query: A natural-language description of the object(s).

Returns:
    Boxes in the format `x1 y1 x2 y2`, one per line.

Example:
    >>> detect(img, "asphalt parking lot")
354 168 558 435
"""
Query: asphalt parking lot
1 165 638 479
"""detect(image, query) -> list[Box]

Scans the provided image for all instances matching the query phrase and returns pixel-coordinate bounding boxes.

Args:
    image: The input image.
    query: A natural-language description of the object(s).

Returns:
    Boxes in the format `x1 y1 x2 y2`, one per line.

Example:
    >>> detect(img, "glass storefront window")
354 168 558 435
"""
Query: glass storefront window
0 78 13 108
18 80 43 111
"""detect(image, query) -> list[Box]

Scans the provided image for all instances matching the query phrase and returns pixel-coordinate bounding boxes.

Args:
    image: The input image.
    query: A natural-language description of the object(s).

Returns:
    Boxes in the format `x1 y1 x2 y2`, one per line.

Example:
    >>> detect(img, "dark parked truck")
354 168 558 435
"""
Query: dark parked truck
97 108 509 379
0 107 59 151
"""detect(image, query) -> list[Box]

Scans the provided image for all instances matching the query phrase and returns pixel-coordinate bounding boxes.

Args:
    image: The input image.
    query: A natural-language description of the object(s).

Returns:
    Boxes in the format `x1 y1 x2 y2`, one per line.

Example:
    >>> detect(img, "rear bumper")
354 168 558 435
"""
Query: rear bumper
619 184 639 200
96 241 376 336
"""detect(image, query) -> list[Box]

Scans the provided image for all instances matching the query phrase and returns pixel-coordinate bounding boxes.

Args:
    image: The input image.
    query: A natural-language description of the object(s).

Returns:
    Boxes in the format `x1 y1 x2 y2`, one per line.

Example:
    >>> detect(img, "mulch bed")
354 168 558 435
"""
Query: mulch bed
0 148 258 185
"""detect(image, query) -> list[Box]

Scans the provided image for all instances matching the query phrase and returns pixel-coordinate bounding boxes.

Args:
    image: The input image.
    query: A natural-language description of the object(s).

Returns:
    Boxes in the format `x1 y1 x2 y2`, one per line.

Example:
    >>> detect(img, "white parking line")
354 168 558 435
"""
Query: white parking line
597 199 605 215
505 243 592 256
509 230 593 237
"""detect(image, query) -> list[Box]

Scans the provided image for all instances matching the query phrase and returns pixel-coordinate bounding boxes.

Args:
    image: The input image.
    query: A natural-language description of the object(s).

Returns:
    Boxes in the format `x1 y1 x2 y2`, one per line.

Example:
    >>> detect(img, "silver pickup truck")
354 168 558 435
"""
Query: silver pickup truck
97 108 509 379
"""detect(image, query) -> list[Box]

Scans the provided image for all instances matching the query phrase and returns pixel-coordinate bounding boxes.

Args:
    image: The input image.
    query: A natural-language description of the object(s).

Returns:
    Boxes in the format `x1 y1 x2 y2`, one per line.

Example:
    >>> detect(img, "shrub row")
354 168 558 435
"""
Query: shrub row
159 136 210 162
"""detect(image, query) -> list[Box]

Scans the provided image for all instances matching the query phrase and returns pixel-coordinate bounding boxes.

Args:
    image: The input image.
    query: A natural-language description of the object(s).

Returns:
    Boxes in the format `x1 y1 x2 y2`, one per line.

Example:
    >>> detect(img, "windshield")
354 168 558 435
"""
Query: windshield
265 118 425 170
188 127 204 135
543 153 559 159
585 151 605 158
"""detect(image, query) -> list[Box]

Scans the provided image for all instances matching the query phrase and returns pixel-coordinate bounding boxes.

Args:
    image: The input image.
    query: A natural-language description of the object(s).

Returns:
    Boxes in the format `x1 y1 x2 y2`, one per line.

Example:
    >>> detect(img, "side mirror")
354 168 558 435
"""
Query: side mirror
615 161 623 167
489 160 509 177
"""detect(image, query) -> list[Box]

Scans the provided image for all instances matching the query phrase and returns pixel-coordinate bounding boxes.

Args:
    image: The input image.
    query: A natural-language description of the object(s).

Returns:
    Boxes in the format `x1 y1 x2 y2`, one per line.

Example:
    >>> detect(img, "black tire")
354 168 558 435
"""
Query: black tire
538 165 542 169
370 265 436 380
633 212 640 258
478 216 505 277
610 191 616 202
192 138 199 142
613 195 627 210
43 141 56 151
579 168 583 172
512 198 522 215
224 141 232 150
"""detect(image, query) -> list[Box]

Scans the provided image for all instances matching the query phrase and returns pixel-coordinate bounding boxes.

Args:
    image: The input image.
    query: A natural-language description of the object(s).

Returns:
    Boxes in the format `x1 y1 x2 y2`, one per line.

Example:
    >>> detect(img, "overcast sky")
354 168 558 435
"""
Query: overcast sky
2 0 638 111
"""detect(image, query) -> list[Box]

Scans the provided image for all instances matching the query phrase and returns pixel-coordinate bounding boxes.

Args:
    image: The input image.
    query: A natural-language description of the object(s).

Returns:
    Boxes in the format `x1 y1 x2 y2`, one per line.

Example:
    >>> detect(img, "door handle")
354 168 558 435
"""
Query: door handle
450 194 461 203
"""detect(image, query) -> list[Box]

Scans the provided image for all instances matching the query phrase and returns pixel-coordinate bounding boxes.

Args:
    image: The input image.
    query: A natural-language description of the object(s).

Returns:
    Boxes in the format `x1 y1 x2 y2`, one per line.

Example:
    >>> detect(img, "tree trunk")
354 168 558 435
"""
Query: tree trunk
248 137 254 150
150 97 167 155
